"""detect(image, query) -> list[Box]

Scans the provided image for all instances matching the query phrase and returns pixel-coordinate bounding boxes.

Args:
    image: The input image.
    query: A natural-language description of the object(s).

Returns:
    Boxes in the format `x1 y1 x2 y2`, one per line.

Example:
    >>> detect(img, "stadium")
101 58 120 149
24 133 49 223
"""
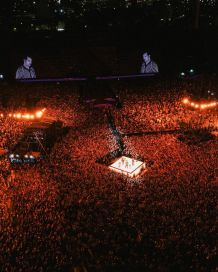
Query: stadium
0 1 218 270
0 72 217 271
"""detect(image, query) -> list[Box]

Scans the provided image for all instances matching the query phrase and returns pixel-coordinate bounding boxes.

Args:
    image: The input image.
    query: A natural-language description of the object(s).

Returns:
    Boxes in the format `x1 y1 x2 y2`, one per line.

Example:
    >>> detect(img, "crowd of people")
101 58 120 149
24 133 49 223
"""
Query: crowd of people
0 77 217 271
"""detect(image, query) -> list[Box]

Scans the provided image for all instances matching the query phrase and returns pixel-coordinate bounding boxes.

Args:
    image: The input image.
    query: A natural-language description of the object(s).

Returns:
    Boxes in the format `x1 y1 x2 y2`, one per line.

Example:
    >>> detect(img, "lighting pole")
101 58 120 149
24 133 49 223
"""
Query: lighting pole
194 0 200 29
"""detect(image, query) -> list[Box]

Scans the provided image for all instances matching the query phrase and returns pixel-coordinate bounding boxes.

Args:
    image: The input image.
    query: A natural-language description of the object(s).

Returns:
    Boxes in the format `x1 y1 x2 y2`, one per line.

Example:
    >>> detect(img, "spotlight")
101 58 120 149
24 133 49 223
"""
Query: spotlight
183 98 189 104
182 97 218 110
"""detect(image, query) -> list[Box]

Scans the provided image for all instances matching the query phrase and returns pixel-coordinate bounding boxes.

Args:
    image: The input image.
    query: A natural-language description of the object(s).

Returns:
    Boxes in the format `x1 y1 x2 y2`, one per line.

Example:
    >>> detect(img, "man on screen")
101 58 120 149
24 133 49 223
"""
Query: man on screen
16 56 36 79
140 52 159 74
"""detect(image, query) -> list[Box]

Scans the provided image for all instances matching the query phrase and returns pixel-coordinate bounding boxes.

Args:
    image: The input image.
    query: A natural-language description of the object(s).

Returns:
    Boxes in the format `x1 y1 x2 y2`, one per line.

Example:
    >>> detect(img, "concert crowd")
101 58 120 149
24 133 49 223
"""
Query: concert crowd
0 78 217 271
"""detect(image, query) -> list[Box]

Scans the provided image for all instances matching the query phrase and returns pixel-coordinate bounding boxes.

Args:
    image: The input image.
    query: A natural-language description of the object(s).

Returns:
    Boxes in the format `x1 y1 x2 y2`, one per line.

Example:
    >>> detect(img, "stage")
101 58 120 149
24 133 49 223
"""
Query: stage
109 156 146 178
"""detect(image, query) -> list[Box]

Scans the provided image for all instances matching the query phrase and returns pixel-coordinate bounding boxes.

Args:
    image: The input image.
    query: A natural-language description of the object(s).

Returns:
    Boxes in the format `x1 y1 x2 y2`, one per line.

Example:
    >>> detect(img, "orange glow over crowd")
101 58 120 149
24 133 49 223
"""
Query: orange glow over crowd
0 77 217 272
182 97 218 109
0 108 46 120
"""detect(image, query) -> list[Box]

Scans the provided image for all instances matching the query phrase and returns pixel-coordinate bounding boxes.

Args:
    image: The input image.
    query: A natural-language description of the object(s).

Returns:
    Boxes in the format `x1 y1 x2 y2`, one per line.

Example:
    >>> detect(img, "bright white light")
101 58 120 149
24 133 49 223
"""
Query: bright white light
109 156 146 178
57 27 65 32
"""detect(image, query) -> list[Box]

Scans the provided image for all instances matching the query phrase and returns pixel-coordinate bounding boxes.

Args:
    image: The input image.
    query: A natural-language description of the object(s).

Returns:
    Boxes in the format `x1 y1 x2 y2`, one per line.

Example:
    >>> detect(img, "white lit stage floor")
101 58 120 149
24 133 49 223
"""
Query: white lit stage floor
109 156 147 178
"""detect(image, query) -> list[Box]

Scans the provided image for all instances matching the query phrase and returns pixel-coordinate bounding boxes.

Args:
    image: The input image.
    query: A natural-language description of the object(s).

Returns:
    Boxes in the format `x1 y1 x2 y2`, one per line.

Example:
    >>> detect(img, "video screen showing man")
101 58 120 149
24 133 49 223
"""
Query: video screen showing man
16 56 36 79
140 52 159 74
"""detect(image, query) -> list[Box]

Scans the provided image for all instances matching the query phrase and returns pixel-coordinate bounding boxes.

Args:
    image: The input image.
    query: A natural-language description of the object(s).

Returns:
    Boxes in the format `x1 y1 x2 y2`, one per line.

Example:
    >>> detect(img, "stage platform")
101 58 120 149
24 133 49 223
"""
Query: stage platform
109 156 146 178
